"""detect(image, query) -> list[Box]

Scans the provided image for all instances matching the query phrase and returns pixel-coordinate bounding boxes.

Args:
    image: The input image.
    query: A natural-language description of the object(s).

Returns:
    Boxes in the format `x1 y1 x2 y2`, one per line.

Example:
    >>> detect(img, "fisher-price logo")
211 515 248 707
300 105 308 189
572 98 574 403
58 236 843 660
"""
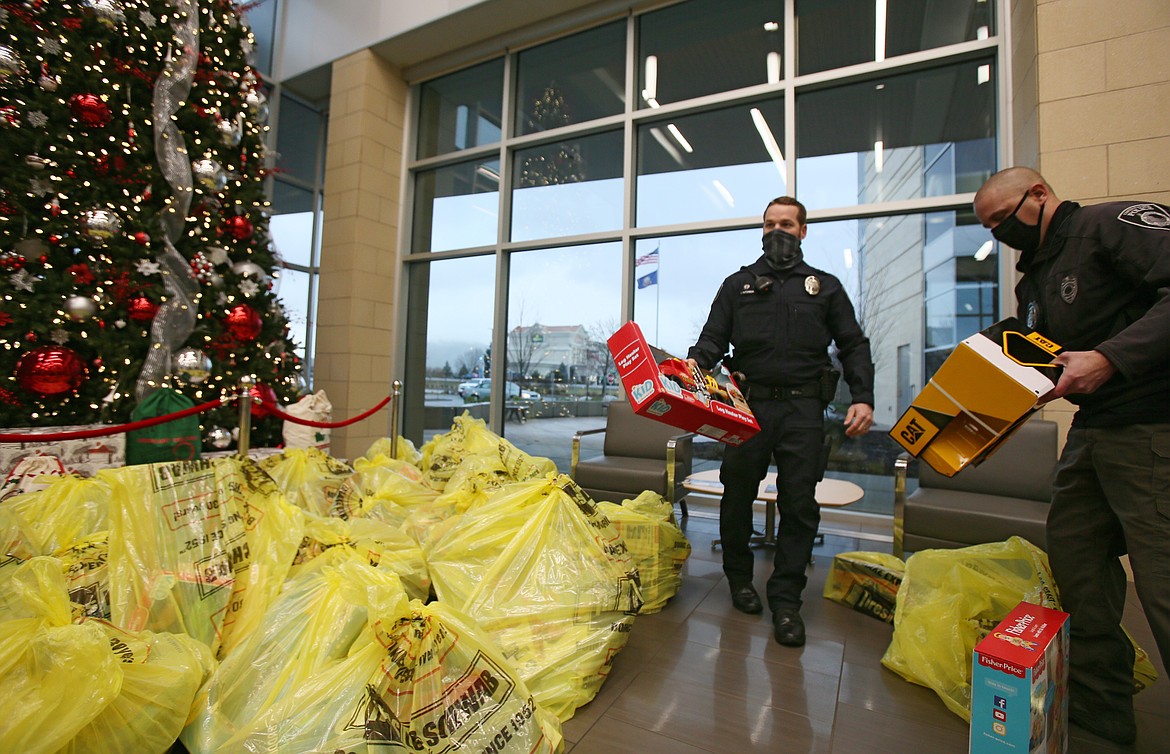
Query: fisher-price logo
630 379 655 404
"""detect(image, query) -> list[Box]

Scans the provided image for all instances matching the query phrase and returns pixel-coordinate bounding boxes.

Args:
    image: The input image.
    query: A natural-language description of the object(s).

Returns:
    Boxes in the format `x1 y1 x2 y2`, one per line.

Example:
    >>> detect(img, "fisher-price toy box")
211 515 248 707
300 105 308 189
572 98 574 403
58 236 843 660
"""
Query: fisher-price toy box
607 322 759 446
889 317 1061 477
970 601 1070 754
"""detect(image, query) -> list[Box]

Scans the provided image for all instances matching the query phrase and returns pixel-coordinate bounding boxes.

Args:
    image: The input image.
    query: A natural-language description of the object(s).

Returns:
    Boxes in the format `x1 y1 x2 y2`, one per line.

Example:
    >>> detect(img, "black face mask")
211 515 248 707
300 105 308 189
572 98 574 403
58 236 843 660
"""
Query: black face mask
761 229 803 272
991 191 1045 253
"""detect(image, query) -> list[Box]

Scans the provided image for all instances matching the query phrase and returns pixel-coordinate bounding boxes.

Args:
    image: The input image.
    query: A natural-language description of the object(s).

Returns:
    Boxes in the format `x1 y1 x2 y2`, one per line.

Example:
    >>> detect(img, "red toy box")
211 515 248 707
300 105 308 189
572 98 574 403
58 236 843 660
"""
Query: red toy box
607 322 759 446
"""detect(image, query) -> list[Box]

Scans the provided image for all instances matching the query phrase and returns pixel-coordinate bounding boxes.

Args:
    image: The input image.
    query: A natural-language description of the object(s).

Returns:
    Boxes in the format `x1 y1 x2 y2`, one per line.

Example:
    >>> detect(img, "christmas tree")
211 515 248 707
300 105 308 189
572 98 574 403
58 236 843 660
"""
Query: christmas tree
0 0 302 447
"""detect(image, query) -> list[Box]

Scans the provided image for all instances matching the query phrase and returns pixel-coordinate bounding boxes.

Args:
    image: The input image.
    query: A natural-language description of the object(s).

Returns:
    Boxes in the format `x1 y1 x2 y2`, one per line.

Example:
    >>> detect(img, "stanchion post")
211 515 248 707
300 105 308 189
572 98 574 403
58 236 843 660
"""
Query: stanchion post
389 379 402 457
237 375 254 458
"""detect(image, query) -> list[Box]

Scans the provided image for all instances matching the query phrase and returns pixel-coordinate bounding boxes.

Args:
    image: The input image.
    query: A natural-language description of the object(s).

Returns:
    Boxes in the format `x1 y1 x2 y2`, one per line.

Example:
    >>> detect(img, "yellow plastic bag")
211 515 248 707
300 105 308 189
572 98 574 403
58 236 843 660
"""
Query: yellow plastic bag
0 558 212 754
105 457 304 658
598 491 691 614
363 600 563 753
258 447 354 516
291 511 431 601
419 412 555 491
822 550 905 624
0 473 111 558
363 434 423 466
182 550 409 753
427 474 642 721
882 537 1058 719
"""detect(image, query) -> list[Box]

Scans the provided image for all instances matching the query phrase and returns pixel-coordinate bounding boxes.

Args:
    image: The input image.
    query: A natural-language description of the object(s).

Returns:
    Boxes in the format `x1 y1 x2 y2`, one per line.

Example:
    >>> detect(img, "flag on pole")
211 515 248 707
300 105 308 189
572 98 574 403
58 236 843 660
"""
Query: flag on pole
635 247 660 266
637 270 658 289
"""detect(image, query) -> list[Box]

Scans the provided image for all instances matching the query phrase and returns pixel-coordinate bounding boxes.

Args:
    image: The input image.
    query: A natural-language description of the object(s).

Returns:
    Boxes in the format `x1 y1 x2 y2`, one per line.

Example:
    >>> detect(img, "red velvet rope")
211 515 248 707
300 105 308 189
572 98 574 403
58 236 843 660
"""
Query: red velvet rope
0 398 225 443
262 395 392 429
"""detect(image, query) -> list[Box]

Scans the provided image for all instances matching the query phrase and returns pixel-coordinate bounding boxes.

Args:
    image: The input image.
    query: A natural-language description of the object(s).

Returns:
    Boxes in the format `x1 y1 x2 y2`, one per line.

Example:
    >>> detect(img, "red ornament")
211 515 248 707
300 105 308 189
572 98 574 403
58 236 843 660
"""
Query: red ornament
222 215 254 240
133 231 150 245
224 304 262 341
69 93 112 127
16 346 88 396
248 383 278 418
67 262 95 285
0 311 11 326
0 252 24 271
128 296 159 321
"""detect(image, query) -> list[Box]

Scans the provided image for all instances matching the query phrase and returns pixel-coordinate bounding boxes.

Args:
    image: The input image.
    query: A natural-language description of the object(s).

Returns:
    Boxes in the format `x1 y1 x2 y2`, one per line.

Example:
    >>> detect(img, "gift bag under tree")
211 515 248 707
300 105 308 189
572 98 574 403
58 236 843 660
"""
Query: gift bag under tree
126 389 202 465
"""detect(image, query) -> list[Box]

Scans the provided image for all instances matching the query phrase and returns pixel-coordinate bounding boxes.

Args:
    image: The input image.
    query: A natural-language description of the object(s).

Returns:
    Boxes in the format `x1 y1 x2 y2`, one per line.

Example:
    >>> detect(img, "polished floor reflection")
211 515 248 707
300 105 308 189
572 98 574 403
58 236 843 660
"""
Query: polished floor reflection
562 499 1169 753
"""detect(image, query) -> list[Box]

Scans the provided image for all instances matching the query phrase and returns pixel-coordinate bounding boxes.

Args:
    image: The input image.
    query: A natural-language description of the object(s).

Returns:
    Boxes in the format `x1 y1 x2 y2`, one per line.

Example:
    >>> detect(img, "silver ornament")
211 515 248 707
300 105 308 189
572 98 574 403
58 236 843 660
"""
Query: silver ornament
24 154 49 170
283 371 308 396
0 45 24 85
216 118 242 147
80 208 122 241
173 347 212 383
64 296 98 322
192 158 227 192
206 426 232 450
231 260 269 284
82 0 126 29
242 90 268 122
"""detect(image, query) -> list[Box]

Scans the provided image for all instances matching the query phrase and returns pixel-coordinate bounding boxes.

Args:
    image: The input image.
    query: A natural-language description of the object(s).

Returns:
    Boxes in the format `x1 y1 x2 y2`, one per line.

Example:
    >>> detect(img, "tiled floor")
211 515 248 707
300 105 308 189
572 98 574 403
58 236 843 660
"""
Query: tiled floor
560 498 1169 753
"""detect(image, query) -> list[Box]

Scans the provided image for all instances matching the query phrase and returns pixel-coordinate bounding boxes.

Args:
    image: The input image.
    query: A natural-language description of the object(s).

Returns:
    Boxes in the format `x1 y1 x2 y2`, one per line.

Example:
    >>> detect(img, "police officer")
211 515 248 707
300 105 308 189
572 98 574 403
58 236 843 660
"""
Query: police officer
974 167 1170 746
687 196 874 647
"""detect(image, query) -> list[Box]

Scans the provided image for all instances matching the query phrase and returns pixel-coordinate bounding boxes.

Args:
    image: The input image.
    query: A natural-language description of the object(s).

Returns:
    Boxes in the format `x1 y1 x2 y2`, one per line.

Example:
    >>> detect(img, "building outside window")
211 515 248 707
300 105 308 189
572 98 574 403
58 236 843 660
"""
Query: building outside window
400 0 1001 515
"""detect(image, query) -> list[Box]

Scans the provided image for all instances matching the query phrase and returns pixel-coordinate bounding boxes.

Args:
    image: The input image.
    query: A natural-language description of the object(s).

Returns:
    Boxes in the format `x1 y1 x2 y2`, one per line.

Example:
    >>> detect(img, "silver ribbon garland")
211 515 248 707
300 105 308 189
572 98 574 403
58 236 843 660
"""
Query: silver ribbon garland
136 0 202 401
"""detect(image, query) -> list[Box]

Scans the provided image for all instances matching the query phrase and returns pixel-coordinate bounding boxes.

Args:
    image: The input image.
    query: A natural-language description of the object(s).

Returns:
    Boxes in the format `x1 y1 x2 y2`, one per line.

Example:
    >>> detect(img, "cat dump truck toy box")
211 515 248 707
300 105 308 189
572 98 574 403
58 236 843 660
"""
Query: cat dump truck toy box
970 601 1070 754
607 321 759 446
889 318 1061 477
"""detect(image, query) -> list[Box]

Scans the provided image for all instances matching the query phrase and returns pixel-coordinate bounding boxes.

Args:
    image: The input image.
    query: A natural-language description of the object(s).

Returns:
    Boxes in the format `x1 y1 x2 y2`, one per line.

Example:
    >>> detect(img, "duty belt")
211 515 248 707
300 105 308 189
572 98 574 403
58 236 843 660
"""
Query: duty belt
742 380 821 401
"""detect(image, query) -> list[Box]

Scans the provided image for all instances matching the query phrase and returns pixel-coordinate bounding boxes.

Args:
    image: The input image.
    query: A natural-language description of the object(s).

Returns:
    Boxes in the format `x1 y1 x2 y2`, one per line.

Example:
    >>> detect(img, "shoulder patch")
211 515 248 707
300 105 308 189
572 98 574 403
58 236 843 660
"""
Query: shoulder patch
1117 203 1170 231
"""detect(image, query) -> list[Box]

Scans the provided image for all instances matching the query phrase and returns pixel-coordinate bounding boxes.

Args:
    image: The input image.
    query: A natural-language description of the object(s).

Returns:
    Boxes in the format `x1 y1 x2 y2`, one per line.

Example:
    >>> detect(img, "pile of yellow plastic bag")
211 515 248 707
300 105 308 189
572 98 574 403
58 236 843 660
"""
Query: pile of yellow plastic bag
598 490 691 614
426 474 642 721
0 558 213 754
293 509 431 600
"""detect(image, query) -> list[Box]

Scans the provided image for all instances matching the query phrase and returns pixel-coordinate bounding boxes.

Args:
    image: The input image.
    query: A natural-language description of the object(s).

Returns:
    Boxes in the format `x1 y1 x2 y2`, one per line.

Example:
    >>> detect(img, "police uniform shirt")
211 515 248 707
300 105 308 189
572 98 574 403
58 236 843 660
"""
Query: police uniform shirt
688 256 874 406
1015 200 1170 426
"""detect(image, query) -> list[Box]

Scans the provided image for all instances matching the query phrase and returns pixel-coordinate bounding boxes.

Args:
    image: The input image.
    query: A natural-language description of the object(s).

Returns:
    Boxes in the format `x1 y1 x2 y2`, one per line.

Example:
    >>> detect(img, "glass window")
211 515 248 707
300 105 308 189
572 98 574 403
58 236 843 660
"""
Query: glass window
417 58 504 159
275 266 311 358
633 230 761 357
796 59 997 209
242 0 277 77
637 0 784 108
514 22 625 136
404 256 498 440
511 131 623 242
505 243 621 467
412 159 501 252
796 0 995 75
270 181 316 267
276 95 325 185
636 99 786 228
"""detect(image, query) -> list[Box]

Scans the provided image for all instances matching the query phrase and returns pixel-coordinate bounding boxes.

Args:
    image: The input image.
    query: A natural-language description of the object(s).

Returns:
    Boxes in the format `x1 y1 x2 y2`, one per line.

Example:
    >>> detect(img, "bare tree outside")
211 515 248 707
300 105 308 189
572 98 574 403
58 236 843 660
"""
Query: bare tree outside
507 303 542 382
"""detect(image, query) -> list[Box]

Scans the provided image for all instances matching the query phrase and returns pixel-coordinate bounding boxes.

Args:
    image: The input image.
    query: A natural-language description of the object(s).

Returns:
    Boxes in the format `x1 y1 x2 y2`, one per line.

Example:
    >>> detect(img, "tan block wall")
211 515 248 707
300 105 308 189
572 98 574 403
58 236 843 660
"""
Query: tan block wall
1011 0 1170 437
316 50 406 460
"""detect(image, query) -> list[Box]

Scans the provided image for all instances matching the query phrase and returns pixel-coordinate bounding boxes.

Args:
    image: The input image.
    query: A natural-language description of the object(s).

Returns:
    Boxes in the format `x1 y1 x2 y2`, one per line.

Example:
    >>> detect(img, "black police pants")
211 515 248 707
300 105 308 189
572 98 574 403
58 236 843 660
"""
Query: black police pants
1047 423 1170 717
718 396 824 611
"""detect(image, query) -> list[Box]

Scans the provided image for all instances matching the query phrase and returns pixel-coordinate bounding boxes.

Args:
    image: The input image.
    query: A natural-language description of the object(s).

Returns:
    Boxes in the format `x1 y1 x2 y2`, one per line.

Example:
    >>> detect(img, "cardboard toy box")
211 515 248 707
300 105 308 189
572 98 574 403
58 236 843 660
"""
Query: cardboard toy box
607 321 759 446
970 601 1070 754
889 318 1061 476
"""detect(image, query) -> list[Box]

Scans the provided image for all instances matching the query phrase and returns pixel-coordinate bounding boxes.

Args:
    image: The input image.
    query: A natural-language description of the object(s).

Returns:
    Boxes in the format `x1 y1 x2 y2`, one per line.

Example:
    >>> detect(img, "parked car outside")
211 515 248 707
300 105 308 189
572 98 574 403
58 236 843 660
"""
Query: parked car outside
457 379 540 401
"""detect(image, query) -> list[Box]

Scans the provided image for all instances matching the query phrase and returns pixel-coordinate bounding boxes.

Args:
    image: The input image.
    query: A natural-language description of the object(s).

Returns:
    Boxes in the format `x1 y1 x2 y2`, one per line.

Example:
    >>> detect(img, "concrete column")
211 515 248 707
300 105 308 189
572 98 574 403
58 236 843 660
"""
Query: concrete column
316 49 406 460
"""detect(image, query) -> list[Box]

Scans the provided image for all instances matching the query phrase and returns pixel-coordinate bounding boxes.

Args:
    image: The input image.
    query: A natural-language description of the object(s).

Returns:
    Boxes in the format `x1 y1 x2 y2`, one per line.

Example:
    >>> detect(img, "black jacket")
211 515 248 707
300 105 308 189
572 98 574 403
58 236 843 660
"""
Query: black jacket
1016 200 1170 427
688 256 874 405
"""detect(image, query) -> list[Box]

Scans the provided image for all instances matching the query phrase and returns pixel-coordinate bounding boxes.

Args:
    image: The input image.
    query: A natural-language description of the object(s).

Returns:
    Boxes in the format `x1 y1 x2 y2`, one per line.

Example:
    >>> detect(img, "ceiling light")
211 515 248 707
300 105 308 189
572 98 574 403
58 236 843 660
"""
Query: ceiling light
874 140 884 172
843 247 854 270
764 21 779 32
713 180 734 208
750 108 786 181
977 64 991 84
666 123 693 153
766 52 781 84
974 240 994 261
875 0 887 62
643 55 658 102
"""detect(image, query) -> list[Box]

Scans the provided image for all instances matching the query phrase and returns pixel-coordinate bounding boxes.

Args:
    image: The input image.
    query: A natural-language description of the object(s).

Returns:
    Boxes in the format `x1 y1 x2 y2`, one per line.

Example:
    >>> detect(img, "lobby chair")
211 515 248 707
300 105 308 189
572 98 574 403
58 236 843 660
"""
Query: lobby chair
893 418 1059 559
570 400 694 515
